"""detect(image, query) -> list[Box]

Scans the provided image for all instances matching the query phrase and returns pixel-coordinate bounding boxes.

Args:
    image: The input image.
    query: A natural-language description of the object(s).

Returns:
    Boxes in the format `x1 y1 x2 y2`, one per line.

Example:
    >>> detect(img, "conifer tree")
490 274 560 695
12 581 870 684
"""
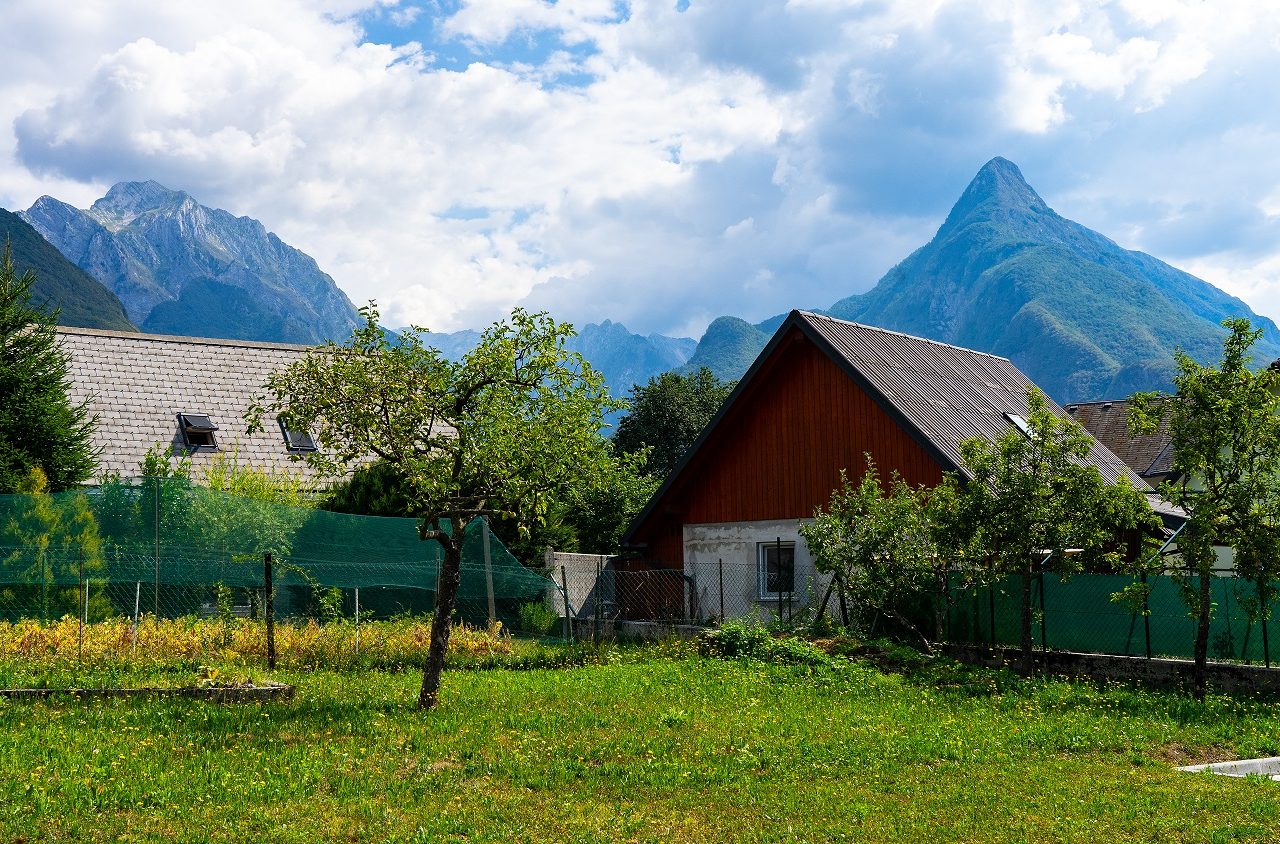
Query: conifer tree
0 243 98 492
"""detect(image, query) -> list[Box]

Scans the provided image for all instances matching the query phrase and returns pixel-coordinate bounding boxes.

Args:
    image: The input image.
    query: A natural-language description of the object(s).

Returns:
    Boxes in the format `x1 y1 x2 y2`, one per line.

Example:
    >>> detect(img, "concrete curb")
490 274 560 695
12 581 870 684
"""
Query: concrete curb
944 644 1280 694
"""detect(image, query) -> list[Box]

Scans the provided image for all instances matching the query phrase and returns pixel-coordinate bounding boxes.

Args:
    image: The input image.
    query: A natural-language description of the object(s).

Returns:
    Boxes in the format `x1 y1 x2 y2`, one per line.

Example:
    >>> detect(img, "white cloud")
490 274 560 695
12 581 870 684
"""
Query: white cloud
5 0 789 331
2 0 1280 339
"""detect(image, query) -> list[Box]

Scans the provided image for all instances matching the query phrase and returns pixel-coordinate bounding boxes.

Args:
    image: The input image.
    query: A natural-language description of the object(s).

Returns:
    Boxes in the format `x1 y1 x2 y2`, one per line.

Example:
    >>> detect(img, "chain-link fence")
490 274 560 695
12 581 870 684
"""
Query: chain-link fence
0 478 558 637
548 552 830 631
948 572 1280 665
546 550 1280 666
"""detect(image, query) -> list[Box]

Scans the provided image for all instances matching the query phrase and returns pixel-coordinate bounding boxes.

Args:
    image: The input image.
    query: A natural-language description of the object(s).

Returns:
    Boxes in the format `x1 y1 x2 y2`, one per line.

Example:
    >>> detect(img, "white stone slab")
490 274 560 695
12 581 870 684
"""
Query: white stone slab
1178 757 1280 780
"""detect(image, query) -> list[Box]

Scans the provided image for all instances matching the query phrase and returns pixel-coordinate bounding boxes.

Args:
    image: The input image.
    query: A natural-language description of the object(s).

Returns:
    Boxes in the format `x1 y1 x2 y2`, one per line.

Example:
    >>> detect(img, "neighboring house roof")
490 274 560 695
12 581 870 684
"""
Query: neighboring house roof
58 326 325 482
1064 399 1177 481
626 310 1179 545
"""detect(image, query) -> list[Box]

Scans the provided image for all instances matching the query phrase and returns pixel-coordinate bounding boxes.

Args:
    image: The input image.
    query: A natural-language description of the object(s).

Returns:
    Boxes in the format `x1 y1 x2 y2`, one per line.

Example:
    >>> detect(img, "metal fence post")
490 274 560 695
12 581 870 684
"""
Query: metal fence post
560 566 572 642
132 582 141 656
1038 570 1047 650
689 569 698 624
78 543 85 662
355 585 361 656
1260 579 1271 669
154 476 161 621
718 558 725 622
40 546 48 623
264 552 276 670
989 585 997 647
1142 572 1152 660
482 521 497 626
594 558 602 645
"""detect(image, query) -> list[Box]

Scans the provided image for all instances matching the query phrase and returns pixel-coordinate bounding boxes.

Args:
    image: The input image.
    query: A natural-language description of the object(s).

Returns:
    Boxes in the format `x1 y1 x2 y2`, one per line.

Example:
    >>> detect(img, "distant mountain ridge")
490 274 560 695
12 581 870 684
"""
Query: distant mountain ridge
23 180 693 401
413 320 696 402
687 158 1280 402
0 208 134 331
22 182 361 345
23 161 1277 409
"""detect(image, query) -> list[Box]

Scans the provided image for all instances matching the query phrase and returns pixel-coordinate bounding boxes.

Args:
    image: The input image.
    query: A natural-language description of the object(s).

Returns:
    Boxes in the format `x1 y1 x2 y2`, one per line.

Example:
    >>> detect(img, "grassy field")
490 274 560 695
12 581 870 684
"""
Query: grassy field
2 641 1280 843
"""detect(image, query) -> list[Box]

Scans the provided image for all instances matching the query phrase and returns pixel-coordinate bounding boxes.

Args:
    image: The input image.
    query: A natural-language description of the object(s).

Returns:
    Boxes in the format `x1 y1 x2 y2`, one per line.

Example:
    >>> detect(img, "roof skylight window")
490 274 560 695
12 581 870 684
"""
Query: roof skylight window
279 419 318 453
1004 412 1032 437
178 413 219 450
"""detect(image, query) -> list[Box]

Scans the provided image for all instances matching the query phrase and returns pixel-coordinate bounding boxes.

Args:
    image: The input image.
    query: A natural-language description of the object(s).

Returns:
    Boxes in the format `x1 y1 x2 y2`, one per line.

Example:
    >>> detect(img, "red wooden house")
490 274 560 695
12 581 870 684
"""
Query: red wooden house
621 310 1170 620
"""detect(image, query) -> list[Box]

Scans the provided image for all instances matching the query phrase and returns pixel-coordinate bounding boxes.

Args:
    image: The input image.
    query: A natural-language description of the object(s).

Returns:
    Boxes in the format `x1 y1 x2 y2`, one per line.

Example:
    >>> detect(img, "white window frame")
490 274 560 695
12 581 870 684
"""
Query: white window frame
758 541 796 601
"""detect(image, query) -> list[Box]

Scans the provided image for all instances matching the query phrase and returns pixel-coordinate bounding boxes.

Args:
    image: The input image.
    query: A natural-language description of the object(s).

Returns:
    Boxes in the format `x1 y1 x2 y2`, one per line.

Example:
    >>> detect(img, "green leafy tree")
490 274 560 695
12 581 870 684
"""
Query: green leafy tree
322 460 415 518
250 305 620 709
614 367 734 479
562 447 659 554
1129 319 1280 699
0 243 97 492
942 388 1157 674
799 459 948 649
323 446 655 560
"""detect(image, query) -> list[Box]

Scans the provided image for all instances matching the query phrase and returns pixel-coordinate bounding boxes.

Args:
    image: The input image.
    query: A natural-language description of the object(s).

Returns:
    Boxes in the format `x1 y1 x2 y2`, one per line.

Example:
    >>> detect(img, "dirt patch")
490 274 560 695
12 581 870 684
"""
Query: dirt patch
1153 743 1237 766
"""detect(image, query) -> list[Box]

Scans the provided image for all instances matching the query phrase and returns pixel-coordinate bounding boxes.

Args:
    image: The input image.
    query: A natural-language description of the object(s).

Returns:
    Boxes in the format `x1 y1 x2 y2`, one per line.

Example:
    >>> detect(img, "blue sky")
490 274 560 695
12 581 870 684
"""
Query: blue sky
3 1 1280 339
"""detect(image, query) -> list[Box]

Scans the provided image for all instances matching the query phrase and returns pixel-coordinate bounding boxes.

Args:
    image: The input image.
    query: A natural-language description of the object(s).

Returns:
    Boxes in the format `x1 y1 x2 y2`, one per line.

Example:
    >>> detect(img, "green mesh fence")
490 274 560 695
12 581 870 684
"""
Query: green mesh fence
0 478 555 628
949 572 1280 664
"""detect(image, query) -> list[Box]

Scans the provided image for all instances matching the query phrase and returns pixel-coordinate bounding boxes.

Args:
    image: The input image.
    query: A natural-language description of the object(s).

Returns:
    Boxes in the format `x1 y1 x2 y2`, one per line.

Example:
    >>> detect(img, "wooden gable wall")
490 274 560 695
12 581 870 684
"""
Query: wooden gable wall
632 327 945 566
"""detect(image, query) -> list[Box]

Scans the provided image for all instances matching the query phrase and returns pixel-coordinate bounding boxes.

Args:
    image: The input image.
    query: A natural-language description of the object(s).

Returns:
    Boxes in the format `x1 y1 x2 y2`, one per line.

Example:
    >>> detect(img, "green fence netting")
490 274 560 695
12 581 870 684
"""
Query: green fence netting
0 478 555 626
949 572 1280 664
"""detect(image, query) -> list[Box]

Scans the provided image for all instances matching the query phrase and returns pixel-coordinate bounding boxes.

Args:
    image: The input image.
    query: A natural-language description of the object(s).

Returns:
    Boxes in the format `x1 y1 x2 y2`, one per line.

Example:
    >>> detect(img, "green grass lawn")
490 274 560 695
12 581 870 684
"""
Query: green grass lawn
1 651 1279 843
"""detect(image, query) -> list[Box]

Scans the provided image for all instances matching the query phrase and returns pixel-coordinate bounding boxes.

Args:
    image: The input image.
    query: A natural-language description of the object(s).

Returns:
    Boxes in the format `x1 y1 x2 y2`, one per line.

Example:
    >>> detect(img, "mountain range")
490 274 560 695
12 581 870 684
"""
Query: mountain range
22 182 362 345
407 320 697 401
16 159 1280 407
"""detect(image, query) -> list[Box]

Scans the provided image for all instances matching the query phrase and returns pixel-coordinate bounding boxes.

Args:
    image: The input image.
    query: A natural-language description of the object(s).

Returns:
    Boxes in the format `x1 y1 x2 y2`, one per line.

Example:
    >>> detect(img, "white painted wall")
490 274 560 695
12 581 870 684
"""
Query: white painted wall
683 519 832 621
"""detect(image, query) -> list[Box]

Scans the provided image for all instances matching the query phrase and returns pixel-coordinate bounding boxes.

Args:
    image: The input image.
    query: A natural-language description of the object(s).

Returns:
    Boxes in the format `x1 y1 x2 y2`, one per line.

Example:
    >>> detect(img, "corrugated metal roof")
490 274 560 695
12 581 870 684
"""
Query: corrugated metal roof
798 312 1154 490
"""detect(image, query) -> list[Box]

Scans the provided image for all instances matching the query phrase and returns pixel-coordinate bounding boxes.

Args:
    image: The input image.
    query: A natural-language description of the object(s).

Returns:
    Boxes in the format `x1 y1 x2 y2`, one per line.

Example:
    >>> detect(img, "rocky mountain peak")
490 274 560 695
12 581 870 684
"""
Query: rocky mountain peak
939 156 1050 233
23 182 361 345
89 180 187 230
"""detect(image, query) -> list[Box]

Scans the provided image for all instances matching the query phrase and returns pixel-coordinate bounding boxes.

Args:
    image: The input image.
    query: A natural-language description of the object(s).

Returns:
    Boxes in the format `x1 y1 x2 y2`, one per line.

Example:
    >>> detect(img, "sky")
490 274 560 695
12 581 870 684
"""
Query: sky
3 0 1280 340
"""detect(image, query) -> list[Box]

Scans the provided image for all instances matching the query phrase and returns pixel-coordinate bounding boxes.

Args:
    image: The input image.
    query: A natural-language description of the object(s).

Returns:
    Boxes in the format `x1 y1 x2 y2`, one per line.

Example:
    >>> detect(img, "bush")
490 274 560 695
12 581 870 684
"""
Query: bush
517 601 560 636
698 618 828 666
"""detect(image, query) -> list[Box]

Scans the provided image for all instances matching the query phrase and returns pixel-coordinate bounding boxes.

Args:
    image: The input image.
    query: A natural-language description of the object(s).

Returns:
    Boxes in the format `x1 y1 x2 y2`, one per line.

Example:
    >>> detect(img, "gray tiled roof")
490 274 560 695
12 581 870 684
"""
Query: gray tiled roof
1063 399 1176 480
58 327 329 483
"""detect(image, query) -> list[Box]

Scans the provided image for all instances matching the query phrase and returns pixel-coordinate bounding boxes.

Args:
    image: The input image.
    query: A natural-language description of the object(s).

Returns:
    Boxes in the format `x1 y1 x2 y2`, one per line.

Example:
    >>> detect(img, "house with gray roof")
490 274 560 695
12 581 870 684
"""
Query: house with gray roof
1064 399 1178 487
58 327 327 483
622 310 1178 620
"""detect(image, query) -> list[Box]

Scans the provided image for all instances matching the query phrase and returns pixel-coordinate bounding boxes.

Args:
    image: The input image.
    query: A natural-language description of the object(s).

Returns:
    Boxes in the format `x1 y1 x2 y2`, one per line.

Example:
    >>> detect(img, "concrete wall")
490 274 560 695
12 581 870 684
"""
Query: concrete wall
683 518 831 621
544 551 613 618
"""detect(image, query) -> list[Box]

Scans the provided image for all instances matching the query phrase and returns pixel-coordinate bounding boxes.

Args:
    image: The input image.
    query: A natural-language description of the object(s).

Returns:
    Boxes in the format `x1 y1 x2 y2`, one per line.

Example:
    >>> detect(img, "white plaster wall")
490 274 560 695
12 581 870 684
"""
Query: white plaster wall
683 519 832 621
1159 543 1236 576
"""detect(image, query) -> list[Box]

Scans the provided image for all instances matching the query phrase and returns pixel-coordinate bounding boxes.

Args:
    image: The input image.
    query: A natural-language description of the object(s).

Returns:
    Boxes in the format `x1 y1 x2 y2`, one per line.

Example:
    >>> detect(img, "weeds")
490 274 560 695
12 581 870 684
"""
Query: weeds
698 617 829 665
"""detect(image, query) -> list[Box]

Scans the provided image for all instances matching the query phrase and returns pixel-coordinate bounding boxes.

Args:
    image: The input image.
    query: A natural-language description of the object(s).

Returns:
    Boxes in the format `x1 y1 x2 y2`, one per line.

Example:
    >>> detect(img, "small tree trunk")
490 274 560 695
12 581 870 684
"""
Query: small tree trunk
1020 567 1035 676
1193 570 1212 701
419 536 463 710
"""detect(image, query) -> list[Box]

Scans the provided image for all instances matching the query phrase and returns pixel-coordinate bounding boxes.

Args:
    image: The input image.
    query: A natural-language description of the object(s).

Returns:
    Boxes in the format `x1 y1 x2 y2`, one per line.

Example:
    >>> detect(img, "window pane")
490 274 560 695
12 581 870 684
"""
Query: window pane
763 544 795 595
